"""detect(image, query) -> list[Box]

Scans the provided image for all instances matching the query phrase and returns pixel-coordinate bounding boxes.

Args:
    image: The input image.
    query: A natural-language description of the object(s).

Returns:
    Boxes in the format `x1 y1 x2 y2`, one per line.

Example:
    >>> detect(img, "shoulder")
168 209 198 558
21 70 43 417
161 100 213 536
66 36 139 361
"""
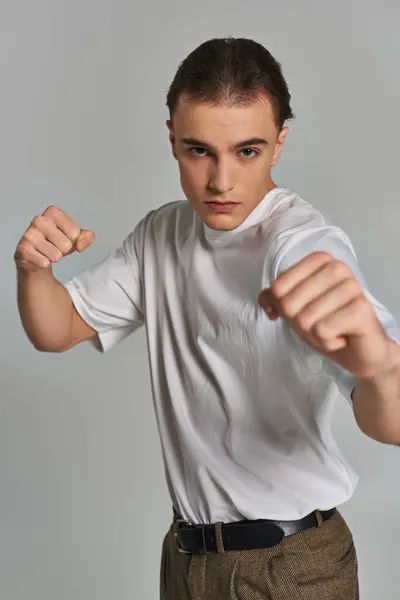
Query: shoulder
122 200 194 258
267 189 331 238
145 199 194 232
266 190 357 277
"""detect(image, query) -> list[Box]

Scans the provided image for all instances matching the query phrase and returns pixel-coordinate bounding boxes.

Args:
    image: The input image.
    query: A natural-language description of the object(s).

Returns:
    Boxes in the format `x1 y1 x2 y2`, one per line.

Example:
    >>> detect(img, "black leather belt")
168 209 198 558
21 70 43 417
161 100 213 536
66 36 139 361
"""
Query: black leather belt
173 507 336 554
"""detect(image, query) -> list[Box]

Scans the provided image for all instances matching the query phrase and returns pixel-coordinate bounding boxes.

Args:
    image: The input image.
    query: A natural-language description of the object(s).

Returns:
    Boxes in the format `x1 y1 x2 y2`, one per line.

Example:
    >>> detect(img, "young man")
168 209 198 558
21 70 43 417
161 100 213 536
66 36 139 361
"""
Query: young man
15 37 400 599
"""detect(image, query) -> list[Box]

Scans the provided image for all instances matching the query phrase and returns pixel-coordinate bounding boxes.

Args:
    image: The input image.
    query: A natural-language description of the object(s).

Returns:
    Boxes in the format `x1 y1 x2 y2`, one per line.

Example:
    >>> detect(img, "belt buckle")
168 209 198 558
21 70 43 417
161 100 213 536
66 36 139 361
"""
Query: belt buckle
173 519 192 554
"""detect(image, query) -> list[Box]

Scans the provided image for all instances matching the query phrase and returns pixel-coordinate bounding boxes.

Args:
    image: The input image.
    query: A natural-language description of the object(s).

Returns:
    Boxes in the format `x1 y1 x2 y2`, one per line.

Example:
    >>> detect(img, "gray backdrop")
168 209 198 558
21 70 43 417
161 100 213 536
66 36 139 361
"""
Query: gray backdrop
2 1 399 598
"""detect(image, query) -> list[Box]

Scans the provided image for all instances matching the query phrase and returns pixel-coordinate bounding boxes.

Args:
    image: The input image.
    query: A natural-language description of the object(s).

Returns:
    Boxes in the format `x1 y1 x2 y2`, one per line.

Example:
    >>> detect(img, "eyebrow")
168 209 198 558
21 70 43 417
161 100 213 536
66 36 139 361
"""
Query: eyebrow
181 137 269 151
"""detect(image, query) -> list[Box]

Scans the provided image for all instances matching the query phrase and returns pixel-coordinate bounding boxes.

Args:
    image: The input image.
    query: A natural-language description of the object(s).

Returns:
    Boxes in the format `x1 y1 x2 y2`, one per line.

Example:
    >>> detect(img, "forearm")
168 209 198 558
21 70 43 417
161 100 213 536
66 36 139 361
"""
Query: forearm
16 267 74 352
352 340 400 445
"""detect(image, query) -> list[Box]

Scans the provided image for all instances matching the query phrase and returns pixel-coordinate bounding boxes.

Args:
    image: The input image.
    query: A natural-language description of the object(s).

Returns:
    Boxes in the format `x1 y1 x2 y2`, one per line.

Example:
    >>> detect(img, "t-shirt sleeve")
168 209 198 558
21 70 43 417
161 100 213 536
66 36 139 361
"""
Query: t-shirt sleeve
271 221 400 403
63 222 145 353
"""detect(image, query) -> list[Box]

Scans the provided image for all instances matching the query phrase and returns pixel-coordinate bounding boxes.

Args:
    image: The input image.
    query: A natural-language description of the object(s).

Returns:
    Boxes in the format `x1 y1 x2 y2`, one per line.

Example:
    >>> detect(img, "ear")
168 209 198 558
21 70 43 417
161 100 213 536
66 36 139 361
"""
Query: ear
166 119 178 160
271 126 289 168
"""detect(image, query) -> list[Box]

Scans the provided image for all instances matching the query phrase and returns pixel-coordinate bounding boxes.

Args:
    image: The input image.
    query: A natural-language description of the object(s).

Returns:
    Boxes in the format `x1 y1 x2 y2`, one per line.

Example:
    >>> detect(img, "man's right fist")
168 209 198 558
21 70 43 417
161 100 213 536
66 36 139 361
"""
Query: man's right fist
14 205 95 271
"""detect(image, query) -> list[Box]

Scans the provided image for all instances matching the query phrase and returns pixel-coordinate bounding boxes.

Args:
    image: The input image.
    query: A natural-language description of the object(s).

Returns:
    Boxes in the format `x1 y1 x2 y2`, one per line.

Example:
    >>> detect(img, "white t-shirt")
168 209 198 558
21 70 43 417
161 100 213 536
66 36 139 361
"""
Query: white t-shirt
64 187 400 524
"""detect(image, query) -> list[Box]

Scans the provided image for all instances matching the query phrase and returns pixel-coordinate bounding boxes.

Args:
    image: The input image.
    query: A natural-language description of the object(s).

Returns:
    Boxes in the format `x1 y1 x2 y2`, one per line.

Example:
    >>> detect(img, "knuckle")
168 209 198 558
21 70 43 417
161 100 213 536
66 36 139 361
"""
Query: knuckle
70 227 81 242
353 295 368 315
331 260 350 279
279 296 293 317
14 240 28 258
345 277 361 296
341 263 352 277
324 339 340 352
315 251 332 262
314 321 331 341
30 215 41 227
52 249 63 262
31 214 48 229
46 244 62 261
43 205 62 218
62 239 73 252
23 227 39 243
270 279 283 298
296 313 311 332
15 241 33 262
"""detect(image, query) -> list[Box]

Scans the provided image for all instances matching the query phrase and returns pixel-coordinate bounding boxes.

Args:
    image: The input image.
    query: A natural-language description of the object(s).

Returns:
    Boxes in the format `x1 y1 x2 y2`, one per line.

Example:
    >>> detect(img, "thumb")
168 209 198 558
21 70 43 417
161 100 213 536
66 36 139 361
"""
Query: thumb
258 288 280 320
75 229 96 253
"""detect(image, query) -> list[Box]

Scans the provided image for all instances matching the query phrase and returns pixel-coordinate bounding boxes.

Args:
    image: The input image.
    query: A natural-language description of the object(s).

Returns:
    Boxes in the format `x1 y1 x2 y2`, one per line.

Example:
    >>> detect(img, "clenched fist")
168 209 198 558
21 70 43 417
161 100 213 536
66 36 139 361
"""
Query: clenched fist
14 205 95 272
258 251 396 380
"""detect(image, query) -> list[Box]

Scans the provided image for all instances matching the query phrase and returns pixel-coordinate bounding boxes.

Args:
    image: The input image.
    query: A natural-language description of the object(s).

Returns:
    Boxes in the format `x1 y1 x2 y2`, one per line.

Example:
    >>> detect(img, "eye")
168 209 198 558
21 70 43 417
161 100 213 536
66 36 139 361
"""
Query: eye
239 148 259 159
188 147 209 157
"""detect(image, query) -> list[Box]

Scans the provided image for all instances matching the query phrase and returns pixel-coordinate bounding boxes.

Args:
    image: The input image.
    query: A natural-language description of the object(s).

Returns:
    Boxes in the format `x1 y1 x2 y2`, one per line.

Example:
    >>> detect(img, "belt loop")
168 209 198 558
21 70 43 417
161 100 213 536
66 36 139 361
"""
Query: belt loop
215 522 225 554
315 510 324 527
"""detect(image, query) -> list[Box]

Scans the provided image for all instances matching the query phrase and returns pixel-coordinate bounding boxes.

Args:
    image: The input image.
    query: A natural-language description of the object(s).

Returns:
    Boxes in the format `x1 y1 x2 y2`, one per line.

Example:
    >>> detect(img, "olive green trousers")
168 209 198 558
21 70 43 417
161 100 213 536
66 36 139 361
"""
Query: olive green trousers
160 509 359 599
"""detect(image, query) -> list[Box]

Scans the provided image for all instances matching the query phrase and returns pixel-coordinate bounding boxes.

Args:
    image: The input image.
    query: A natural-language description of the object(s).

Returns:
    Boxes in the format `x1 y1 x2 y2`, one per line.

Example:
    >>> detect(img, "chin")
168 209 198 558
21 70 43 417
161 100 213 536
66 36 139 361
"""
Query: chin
201 213 244 231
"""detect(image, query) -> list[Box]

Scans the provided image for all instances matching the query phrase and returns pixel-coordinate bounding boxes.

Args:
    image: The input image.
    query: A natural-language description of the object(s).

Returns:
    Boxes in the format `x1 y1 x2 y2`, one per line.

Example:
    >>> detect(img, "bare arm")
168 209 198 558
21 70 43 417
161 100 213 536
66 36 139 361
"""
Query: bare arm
15 205 97 353
16 267 96 352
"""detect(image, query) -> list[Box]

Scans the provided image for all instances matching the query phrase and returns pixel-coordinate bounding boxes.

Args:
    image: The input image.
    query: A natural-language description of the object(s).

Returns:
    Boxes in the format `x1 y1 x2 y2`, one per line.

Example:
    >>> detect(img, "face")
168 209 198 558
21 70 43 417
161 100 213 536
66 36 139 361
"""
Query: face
167 94 288 231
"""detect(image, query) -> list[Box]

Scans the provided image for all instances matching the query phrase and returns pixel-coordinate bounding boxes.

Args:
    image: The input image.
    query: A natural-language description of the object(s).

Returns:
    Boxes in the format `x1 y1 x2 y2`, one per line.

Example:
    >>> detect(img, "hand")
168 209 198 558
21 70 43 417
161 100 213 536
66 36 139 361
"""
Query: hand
14 205 95 272
258 252 396 380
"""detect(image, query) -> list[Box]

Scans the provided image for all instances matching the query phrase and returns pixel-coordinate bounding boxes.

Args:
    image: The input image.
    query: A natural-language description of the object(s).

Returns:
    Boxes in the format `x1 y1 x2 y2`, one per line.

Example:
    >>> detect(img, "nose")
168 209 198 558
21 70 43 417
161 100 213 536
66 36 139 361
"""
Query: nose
208 158 235 194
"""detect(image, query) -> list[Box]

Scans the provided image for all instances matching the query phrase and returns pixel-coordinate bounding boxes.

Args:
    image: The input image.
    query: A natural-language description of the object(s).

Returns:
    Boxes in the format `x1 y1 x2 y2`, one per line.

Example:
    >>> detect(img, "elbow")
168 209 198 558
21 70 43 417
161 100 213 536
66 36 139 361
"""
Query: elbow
356 420 400 446
367 433 400 446
31 338 71 353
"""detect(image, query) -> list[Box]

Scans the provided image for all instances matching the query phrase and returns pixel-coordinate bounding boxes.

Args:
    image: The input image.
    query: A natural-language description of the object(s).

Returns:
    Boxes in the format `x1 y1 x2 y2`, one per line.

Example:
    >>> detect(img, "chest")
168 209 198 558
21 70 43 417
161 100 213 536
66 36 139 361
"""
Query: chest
172 238 274 349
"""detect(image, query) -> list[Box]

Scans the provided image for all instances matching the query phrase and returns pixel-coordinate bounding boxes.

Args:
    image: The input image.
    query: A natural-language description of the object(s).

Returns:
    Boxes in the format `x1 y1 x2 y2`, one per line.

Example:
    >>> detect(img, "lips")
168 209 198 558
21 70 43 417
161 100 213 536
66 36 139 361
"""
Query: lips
205 201 239 205
205 201 241 212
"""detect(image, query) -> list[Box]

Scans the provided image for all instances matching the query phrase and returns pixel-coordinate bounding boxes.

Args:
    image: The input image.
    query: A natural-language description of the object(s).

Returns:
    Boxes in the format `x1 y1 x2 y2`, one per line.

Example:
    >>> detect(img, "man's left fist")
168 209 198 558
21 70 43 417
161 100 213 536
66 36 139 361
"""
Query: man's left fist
258 251 395 379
